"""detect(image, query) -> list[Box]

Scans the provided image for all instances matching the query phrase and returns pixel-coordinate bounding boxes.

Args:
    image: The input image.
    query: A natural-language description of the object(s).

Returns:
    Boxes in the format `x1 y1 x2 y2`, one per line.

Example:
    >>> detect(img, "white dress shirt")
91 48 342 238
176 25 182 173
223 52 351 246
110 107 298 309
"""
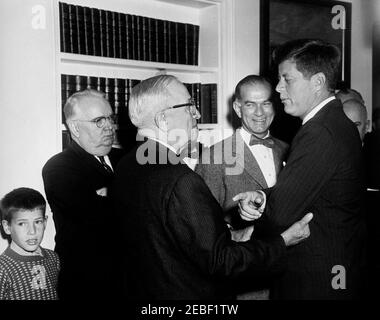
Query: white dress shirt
239 128 277 187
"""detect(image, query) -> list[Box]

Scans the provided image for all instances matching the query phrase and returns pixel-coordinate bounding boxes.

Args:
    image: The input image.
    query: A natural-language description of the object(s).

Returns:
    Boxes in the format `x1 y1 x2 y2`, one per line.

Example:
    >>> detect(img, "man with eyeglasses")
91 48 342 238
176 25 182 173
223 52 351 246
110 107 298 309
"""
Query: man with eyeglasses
42 89 124 300
111 74 313 300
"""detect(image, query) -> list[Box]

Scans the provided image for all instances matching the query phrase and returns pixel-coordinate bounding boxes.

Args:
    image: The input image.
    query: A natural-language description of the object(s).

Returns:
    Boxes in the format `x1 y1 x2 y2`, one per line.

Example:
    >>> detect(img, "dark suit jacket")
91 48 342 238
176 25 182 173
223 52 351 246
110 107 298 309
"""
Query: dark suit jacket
195 130 288 219
42 141 124 300
111 138 287 300
260 99 367 299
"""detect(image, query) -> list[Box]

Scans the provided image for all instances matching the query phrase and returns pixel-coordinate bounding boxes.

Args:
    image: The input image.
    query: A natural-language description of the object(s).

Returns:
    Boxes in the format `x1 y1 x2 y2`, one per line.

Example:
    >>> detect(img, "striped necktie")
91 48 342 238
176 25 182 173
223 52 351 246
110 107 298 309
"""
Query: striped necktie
99 156 113 173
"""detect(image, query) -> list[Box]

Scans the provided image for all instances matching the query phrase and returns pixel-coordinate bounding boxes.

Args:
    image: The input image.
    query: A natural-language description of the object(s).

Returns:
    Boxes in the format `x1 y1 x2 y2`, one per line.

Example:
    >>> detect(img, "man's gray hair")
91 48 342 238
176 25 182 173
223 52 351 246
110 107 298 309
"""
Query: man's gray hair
63 89 105 122
129 75 179 129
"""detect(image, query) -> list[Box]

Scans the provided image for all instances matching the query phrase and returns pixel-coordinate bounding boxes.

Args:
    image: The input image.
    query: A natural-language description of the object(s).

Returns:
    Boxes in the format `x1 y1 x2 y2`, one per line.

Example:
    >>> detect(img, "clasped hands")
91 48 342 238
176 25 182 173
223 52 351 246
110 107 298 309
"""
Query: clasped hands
232 191 313 246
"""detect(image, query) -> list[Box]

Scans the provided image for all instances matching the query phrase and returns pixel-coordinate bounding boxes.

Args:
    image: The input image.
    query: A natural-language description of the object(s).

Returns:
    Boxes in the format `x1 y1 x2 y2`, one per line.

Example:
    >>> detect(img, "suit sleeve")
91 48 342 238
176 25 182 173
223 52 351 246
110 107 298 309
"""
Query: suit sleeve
264 123 337 231
42 162 111 226
166 172 286 279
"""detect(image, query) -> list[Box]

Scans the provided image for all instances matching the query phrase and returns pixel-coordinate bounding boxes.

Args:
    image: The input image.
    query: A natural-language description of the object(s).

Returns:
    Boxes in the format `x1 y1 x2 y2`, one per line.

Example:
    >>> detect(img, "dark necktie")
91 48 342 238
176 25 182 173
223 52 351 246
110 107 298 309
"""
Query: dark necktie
249 135 274 148
99 156 113 174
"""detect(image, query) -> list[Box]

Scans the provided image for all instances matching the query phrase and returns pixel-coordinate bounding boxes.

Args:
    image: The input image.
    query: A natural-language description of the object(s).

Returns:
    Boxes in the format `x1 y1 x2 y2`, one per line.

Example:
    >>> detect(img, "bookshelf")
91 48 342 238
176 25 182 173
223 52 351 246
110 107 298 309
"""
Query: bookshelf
54 0 233 148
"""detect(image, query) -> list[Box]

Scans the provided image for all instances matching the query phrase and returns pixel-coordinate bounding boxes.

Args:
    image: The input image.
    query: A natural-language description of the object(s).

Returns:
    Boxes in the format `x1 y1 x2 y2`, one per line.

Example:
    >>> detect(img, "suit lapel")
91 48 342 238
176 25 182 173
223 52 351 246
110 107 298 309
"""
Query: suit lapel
271 140 283 176
231 132 267 188
70 141 114 178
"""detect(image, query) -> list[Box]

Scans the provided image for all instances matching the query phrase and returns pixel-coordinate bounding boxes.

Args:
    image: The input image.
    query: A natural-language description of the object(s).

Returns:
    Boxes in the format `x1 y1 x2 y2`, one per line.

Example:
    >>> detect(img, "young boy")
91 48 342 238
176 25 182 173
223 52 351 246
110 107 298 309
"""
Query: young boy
0 187 60 300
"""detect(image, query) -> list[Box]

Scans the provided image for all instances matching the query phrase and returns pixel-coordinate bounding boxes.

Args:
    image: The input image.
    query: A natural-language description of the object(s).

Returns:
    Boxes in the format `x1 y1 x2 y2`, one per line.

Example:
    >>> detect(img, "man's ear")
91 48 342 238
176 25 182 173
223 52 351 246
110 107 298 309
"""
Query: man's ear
233 101 242 119
365 119 370 133
155 111 168 132
67 120 80 138
311 72 326 91
2 220 11 235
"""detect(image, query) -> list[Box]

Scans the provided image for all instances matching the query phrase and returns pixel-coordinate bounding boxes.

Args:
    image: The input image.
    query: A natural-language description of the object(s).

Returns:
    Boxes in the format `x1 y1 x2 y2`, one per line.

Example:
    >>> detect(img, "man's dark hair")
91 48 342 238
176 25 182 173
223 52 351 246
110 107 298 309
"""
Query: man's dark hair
234 75 272 101
0 188 46 223
273 39 341 92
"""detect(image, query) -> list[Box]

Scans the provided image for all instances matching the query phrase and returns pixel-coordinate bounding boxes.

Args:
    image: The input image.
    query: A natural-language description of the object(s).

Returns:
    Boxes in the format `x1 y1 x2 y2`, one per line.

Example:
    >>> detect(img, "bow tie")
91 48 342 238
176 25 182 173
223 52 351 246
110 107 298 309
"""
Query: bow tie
249 135 274 148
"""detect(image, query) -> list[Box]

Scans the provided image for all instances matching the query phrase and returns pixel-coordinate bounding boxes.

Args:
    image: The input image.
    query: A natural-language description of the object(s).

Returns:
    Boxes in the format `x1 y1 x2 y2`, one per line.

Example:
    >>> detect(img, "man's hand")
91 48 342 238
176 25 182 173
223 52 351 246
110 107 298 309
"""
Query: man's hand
281 213 313 246
232 191 266 221
229 225 254 242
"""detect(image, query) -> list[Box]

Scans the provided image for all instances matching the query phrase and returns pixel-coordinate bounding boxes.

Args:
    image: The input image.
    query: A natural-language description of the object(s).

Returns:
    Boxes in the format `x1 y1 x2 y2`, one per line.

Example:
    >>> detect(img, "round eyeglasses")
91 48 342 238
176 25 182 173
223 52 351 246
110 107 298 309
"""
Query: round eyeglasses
74 114 117 128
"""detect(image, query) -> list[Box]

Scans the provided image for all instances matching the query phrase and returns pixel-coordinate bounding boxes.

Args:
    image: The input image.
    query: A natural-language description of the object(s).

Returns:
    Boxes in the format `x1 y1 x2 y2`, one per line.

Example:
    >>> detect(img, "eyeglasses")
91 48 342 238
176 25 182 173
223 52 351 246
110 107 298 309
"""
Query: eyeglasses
74 114 117 128
164 99 200 119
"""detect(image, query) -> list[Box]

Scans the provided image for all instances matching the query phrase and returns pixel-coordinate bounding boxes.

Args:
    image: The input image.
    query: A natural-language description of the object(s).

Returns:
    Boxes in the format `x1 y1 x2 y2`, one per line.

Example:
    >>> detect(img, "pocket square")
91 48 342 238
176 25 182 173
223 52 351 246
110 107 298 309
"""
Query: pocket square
96 187 108 197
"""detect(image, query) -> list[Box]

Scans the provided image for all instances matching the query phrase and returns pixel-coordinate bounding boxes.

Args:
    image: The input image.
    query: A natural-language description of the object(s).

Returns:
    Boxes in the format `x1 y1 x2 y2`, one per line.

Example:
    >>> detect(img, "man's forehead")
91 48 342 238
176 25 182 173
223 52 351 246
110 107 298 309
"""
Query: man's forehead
240 83 272 100
278 60 298 75
76 96 111 115
168 81 190 101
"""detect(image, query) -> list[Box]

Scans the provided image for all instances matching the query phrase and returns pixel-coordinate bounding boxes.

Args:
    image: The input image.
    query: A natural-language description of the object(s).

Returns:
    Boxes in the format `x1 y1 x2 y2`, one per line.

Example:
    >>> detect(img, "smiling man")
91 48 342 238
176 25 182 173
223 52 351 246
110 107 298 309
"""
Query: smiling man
195 75 288 299
234 39 368 299
42 89 124 300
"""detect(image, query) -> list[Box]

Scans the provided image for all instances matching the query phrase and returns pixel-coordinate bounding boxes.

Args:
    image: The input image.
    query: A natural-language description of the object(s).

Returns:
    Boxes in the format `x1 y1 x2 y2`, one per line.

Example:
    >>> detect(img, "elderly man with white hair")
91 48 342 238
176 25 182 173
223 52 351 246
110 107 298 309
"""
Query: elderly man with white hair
111 74 313 300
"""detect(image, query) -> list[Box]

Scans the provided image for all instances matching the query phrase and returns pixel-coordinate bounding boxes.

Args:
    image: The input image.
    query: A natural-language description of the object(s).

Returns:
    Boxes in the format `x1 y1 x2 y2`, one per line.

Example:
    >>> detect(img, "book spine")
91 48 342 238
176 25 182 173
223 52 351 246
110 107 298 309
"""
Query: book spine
99 10 107 57
68 4 78 54
146 18 153 62
83 6 93 56
157 19 165 63
210 83 218 123
141 16 147 61
174 22 179 64
111 11 118 58
117 12 125 59
76 6 85 54
187 23 193 65
136 15 141 61
166 21 172 64
105 11 114 58
200 84 211 124
131 15 137 60
193 24 200 65
154 19 159 62
59 2 69 53
125 14 132 59
90 8 101 56
177 23 187 65
163 20 168 63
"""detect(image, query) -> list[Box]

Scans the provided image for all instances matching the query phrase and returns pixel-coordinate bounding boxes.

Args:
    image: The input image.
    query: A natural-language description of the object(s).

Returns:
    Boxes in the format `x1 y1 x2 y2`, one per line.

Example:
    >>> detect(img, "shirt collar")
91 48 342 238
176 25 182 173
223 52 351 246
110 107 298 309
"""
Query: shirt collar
239 127 270 146
302 96 336 125
149 136 178 155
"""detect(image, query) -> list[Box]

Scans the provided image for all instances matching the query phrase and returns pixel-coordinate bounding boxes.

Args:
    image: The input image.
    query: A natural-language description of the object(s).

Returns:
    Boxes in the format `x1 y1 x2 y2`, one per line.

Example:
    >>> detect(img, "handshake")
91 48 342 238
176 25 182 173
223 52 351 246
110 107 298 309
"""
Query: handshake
232 191 313 246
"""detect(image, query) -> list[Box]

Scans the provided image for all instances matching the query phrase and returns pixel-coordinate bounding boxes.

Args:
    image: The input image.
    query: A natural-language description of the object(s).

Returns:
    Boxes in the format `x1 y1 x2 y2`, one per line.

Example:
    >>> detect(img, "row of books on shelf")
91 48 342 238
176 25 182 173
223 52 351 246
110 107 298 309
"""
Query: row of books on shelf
59 2 200 65
61 74 217 125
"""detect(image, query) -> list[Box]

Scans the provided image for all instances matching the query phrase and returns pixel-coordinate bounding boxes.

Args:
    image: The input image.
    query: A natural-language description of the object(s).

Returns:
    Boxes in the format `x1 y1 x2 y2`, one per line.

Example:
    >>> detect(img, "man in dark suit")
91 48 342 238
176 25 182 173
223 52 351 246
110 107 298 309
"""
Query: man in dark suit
111 74 313 300
42 89 124 300
195 75 288 299
235 39 368 299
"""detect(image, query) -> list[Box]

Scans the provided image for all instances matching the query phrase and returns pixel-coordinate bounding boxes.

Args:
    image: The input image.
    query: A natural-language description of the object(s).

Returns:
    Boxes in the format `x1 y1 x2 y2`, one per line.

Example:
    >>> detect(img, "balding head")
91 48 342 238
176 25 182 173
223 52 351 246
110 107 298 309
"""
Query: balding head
336 88 364 105
342 99 369 142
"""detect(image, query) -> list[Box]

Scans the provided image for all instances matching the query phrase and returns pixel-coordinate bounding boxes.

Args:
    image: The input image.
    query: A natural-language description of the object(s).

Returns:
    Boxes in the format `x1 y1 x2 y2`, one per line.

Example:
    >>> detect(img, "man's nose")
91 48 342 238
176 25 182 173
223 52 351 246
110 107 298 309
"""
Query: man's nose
255 105 264 116
104 117 115 129
193 108 201 120
276 80 283 93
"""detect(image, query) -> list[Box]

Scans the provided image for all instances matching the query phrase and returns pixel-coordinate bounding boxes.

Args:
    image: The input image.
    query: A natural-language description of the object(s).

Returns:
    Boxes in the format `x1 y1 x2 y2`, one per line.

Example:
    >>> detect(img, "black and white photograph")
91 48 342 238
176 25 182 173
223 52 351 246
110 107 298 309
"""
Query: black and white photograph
0 0 379 314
